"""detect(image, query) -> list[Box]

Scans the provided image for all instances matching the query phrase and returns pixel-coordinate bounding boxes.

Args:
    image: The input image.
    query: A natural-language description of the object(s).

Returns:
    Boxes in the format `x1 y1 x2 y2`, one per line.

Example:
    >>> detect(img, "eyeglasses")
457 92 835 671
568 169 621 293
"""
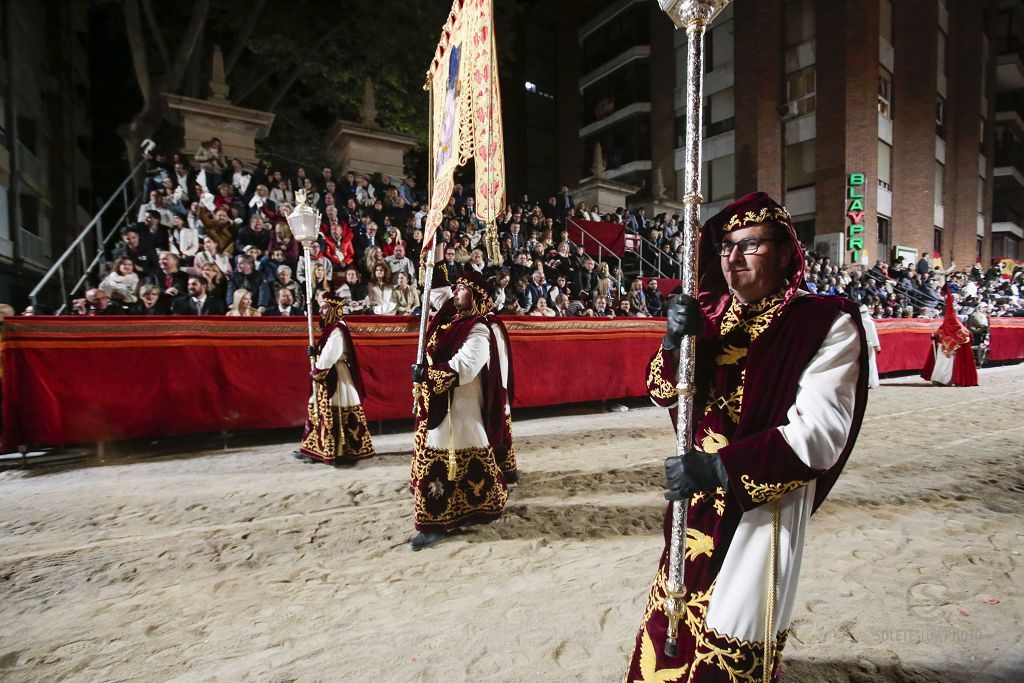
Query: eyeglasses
714 237 784 257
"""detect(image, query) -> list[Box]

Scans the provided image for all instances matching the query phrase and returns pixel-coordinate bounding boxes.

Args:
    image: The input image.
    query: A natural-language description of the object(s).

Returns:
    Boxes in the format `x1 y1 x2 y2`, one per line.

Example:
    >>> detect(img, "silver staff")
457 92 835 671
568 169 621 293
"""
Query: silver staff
657 0 730 659
287 190 322 358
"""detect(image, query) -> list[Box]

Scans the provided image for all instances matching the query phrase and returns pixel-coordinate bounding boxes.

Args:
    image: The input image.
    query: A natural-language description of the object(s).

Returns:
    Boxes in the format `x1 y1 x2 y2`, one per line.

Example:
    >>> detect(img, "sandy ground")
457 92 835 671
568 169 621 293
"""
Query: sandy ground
0 366 1022 682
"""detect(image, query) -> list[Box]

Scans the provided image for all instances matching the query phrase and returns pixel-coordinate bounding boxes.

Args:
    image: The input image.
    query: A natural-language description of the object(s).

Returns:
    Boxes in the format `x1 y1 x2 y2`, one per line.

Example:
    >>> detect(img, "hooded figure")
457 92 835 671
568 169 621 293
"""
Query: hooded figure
408 266 514 550
296 293 375 464
920 289 978 387
626 192 869 682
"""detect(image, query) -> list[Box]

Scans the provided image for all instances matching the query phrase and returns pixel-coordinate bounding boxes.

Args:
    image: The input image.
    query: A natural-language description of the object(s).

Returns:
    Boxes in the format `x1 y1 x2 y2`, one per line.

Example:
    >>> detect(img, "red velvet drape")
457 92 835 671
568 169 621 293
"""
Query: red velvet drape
1 316 663 448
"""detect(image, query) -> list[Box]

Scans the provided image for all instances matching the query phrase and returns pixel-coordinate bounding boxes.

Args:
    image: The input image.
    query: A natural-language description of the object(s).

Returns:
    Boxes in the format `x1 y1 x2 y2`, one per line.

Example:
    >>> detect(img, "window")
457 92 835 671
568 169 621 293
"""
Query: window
880 0 893 44
704 88 735 137
701 154 735 203
978 177 986 214
937 30 947 81
792 219 816 246
674 113 687 149
976 237 983 262
933 227 943 254
785 139 816 190
878 216 891 261
936 96 946 138
785 66 816 115
705 18 734 72
934 162 944 206
878 141 892 189
16 115 37 153
784 0 815 48
19 193 40 236
878 67 893 118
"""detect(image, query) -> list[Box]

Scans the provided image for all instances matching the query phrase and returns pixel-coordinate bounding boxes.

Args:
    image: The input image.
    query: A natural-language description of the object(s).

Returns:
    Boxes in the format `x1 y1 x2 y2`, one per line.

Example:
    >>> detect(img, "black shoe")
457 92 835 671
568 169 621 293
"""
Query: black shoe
292 450 316 463
504 470 519 485
409 532 445 551
333 457 359 468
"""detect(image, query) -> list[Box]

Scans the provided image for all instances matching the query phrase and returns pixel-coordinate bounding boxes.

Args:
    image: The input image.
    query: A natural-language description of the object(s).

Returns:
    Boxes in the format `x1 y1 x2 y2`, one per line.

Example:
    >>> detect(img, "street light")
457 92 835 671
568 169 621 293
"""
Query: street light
287 189 322 369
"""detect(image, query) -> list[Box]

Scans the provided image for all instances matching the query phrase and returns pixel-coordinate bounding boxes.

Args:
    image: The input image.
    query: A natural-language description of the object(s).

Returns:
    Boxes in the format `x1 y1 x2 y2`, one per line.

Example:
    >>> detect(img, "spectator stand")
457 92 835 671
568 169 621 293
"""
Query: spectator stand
566 217 678 292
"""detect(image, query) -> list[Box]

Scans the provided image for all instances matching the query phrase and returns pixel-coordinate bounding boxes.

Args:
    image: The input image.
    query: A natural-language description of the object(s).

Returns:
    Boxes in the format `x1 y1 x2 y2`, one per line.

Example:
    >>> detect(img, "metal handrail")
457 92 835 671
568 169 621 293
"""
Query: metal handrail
566 218 625 295
623 224 679 279
859 269 941 310
29 156 149 313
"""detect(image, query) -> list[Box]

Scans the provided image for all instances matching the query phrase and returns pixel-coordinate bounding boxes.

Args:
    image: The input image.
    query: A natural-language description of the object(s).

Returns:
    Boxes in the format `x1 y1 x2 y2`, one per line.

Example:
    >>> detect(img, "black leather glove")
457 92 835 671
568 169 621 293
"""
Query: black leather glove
307 345 317 358
411 363 427 384
664 449 729 500
662 294 703 350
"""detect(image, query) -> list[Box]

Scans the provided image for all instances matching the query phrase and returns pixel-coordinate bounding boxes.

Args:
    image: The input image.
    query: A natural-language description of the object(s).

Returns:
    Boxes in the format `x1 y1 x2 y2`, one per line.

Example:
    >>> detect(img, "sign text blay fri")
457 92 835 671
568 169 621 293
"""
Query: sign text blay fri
847 172 866 264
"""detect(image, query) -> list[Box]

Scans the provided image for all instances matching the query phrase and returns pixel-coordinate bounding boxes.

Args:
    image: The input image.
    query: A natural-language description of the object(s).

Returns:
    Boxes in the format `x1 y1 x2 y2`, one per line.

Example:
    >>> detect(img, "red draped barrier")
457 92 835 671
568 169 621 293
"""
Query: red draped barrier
874 319 939 374
1 316 664 448
566 220 626 257
989 317 1024 361
4 315 1021 448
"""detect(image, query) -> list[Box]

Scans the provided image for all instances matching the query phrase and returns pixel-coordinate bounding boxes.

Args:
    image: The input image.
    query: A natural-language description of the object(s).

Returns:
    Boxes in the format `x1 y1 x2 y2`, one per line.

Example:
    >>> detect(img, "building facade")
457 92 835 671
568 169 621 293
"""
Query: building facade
526 0 1018 268
0 0 93 308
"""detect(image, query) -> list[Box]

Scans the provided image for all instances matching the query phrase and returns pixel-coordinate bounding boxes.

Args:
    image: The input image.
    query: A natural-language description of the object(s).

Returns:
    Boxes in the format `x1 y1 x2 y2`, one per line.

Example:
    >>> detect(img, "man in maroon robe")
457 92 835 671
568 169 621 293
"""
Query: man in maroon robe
624 192 869 682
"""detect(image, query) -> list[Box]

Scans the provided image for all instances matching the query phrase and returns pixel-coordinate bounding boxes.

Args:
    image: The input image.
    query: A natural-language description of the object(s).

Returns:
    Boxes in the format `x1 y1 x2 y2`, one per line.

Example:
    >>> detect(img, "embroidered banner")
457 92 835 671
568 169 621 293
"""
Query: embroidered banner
422 0 506 252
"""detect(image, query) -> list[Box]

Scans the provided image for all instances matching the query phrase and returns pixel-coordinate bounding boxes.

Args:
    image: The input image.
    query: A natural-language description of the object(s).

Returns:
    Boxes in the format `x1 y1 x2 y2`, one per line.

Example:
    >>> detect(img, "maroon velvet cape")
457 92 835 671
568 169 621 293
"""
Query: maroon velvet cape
315 320 365 399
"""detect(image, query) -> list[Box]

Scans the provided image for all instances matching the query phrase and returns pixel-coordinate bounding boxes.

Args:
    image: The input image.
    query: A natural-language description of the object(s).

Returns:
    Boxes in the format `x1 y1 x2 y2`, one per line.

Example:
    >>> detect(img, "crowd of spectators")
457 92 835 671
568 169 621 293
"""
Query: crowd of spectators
20 134 1023 327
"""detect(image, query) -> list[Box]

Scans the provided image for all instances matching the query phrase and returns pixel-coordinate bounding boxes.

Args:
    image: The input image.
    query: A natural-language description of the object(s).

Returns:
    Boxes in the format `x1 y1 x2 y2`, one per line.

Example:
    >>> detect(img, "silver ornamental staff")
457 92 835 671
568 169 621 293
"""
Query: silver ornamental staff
657 0 730 659
413 81 437 413
287 189 323 419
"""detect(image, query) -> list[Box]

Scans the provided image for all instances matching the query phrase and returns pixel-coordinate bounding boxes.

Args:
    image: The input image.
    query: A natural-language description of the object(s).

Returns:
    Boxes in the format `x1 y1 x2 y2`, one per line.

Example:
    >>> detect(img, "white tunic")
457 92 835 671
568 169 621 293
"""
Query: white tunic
312 328 361 408
929 340 955 385
859 306 881 388
426 322 491 450
705 312 861 642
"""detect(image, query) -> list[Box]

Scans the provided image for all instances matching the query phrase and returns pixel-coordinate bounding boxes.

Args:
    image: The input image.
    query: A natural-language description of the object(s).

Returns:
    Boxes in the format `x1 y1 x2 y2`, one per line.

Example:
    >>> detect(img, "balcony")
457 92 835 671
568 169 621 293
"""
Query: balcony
995 35 1024 92
994 140 1024 187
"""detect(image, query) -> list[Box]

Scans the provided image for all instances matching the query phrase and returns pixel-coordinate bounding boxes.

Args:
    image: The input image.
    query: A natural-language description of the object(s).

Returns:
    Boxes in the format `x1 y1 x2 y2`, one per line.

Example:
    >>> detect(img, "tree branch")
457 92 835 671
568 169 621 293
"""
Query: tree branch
123 0 152 106
224 0 267 76
161 0 210 92
140 0 170 70
233 66 279 105
264 22 347 111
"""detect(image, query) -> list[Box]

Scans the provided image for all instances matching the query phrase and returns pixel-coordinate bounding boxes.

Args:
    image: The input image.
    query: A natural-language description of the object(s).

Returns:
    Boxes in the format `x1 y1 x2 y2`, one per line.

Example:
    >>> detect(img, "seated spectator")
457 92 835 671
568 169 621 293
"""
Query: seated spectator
385 243 416 285
549 293 570 317
336 267 369 313
626 279 646 312
310 263 333 312
200 262 229 307
99 257 140 305
168 214 199 265
171 276 226 315
191 236 233 277
264 287 303 316
268 221 301 271
130 284 170 315
72 288 126 316
324 219 355 273
271 265 304 311
227 256 271 309
594 262 614 302
391 271 419 315
196 205 236 255
112 225 159 283
227 288 261 317
528 297 556 317
526 270 552 308
368 263 396 315
150 251 188 300
234 213 272 257
592 297 614 319
466 248 487 273
645 279 664 316
297 240 332 284
575 257 598 300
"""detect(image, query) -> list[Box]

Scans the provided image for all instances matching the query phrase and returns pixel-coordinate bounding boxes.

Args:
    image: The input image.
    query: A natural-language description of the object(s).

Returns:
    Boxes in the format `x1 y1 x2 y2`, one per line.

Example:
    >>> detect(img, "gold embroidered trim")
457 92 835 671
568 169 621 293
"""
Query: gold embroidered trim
410 443 508 529
718 292 785 341
722 206 791 233
740 475 808 503
427 367 458 395
706 382 744 424
648 349 678 401
715 344 748 366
